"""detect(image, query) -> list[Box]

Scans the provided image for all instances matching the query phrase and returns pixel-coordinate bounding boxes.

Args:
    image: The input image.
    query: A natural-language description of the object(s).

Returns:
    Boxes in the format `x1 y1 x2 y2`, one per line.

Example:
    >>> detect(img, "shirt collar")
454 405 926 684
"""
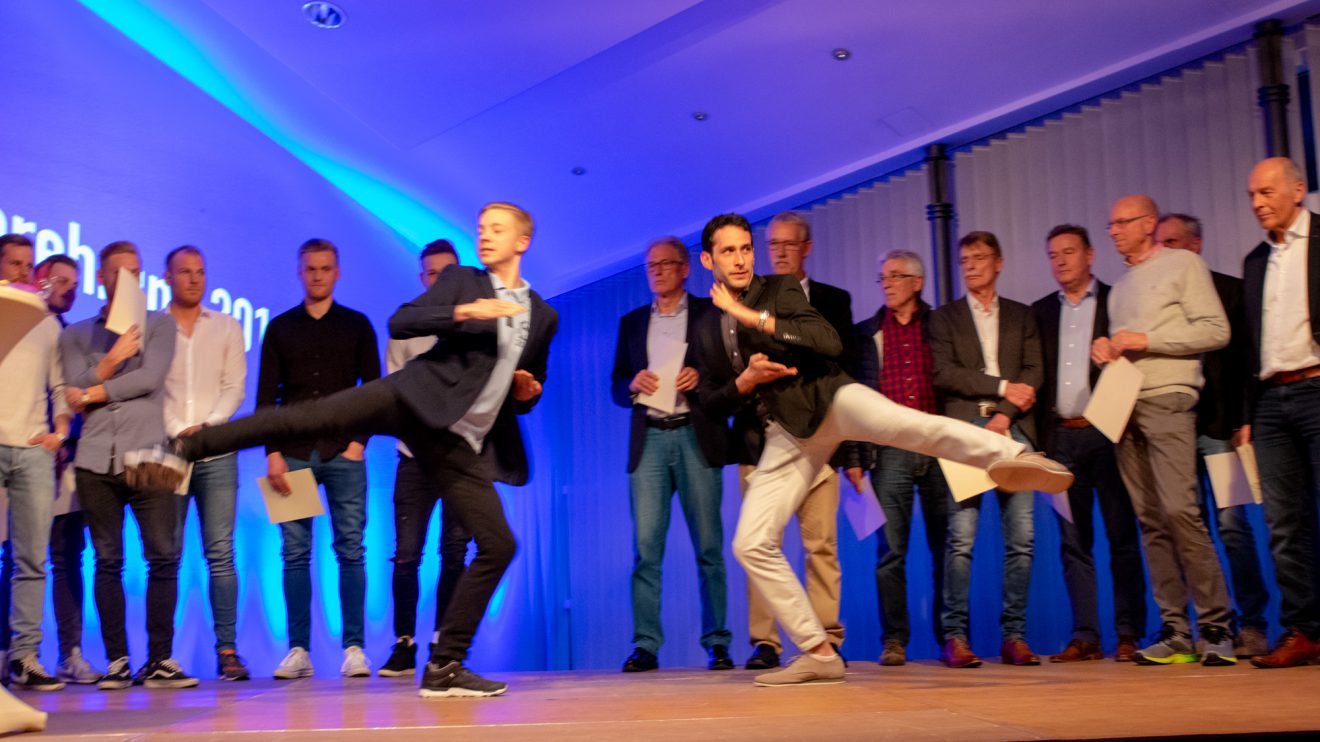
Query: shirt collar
967 292 999 315
1057 277 1096 305
1270 209 1310 249
651 292 689 316
490 272 531 293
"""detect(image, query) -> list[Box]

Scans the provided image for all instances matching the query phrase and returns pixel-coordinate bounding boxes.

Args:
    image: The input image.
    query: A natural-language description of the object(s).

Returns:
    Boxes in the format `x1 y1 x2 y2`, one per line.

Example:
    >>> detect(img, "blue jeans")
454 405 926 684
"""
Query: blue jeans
1252 379 1320 636
872 446 949 647
1 445 55 659
1196 435 1269 632
179 455 240 651
282 453 367 650
942 420 1034 641
629 425 730 653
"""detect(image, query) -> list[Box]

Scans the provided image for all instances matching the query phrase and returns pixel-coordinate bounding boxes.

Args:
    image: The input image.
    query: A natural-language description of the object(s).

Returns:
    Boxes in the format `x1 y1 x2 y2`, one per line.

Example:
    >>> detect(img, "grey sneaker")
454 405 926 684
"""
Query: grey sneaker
273 647 314 679
1200 626 1238 666
1236 627 1270 658
1133 626 1199 665
987 452 1074 494
753 652 845 686
57 647 103 684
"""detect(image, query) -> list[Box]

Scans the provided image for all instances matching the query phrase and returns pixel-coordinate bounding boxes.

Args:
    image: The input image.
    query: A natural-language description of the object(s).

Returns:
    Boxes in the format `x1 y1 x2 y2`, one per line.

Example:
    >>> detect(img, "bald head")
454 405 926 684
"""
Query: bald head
1248 157 1307 235
1108 195 1159 262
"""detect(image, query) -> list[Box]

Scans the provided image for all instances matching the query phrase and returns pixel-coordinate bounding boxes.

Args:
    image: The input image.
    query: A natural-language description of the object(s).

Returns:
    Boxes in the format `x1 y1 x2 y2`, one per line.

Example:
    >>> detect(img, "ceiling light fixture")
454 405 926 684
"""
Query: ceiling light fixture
832 48 852 61
692 111 708 122
571 167 586 176
303 2 346 29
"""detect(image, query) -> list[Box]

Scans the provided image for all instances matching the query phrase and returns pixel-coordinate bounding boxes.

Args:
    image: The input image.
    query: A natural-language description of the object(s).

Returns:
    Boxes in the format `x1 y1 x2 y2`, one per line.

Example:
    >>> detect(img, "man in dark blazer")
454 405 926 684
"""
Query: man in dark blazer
692 214 1072 687
733 211 853 671
1032 224 1145 664
1241 157 1320 668
174 203 557 697
610 237 732 673
1156 213 1270 659
929 230 1044 669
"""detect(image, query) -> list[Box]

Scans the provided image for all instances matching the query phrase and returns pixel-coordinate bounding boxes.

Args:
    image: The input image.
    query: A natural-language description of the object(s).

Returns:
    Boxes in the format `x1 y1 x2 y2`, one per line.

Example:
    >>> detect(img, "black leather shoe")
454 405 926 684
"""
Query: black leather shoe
707 644 734 671
622 648 658 672
744 643 780 670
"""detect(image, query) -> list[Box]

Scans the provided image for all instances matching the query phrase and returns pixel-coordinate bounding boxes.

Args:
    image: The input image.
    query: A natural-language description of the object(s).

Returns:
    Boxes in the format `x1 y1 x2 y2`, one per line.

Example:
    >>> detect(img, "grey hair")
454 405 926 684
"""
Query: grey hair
1158 213 1202 240
769 211 812 242
878 249 925 277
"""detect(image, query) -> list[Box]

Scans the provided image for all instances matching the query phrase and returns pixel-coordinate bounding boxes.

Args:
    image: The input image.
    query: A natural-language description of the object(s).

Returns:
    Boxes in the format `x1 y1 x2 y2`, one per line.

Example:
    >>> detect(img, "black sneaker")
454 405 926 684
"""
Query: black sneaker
217 650 250 681
141 658 199 689
378 638 417 677
99 657 133 691
418 660 507 698
9 654 66 691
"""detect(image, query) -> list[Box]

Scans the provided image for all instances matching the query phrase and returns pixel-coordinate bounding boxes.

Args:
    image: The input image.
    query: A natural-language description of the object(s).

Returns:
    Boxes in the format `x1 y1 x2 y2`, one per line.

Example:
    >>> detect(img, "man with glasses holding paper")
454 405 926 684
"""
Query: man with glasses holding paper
1092 195 1233 666
611 236 732 673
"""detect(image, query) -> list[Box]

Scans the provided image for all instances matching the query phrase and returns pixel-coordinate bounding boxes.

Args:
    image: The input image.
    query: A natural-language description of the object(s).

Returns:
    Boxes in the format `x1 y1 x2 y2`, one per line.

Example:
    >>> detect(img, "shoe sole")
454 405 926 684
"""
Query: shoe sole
98 680 132 691
1201 653 1238 666
59 675 102 684
943 660 982 668
1132 652 1199 665
377 668 416 677
753 677 845 687
144 679 200 689
418 686 507 698
273 669 315 679
986 460 1074 494
342 670 371 678
10 682 66 692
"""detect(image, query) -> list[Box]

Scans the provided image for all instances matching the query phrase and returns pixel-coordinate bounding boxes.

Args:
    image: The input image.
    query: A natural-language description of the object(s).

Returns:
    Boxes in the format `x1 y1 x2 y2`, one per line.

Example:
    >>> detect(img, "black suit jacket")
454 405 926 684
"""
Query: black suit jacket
1200 272 1248 440
387 266 558 486
929 294 1043 445
1243 211 1320 418
694 274 848 459
610 296 727 472
807 279 855 467
1030 280 1110 454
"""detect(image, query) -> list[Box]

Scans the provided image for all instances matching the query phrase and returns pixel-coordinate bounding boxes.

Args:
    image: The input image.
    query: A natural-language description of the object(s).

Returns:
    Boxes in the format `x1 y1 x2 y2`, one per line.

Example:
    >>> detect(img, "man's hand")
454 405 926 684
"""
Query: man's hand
179 424 205 438
65 386 87 412
735 353 796 393
1003 382 1036 411
512 369 543 402
454 298 527 322
108 325 142 363
1091 336 1120 365
1110 330 1148 354
1233 425 1252 448
675 367 699 393
985 413 1012 436
342 442 365 462
709 282 740 313
28 432 64 453
845 467 866 492
629 369 660 396
267 452 292 496
710 284 767 331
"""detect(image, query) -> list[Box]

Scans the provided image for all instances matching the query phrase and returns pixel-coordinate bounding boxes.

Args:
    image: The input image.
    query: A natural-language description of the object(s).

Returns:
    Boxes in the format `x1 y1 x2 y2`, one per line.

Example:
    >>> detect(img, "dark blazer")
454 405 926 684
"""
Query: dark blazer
610 296 727 472
842 300 936 470
808 279 855 467
1200 272 1248 440
694 274 848 455
929 294 1043 445
387 265 558 486
1243 211 1320 418
1030 280 1111 454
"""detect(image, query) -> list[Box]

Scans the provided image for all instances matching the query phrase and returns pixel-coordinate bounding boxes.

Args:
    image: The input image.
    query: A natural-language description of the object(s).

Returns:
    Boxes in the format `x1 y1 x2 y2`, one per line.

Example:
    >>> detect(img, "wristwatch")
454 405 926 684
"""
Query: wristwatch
756 310 770 333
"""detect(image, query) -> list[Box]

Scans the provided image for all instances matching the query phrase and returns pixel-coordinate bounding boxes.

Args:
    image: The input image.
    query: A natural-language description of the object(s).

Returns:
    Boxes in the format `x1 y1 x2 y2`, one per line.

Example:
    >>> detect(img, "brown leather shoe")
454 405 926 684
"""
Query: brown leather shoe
1251 629 1320 668
879 640 906 667
1000 638 1041 666
1050 639 1103 663
1114 635 1138 662
941 637 982 668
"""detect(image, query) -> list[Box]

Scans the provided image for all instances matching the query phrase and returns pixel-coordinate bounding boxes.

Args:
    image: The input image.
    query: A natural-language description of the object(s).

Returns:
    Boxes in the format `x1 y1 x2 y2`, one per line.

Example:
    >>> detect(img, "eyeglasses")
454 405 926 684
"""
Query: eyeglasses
1107 214 1152 228
767 239 805 252
876 273 918 284
645 259 685 272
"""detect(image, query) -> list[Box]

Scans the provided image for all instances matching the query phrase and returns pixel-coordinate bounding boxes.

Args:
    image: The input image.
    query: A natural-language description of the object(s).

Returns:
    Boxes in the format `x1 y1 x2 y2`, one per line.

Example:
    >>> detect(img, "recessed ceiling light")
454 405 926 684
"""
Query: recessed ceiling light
832 48 852 61
303 2 346 29
692 111 708 122
571 166 586 176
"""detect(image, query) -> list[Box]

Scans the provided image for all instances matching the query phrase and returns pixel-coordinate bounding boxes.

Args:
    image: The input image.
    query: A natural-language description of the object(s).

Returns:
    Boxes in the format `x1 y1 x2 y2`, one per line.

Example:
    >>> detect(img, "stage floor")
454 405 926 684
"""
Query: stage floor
15 659 1320 741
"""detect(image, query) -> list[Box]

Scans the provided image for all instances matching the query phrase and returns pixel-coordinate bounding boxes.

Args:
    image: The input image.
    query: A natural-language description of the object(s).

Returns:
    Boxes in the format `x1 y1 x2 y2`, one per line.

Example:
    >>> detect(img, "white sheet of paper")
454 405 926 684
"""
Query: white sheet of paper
637 337 687 415
105 266 146 335
174 463 195 496
843 474 886 539
1084 357 1144 443
0 283 48 365
1048 491 1074 524
258 468 325 524
938 458 997 502
1204 451 1256 509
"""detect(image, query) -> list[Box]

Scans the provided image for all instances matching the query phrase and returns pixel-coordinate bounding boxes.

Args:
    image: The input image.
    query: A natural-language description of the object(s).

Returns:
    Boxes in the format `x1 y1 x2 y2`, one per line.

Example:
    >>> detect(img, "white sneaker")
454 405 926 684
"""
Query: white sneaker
57 647 103 684
273 647 314 679
341 646 371 678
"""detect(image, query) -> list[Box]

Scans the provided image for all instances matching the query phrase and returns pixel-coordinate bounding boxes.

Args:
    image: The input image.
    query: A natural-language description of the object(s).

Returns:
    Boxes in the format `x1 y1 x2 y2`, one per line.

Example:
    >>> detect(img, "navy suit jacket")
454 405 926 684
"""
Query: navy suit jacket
387 266 558 486
1243 211 1320 419
1031 280 1110 454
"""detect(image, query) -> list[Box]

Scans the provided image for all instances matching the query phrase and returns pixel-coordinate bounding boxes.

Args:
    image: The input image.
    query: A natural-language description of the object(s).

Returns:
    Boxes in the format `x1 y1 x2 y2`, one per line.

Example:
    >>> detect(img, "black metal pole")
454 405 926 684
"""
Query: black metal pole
1256 19 1291 158
925 143 955 306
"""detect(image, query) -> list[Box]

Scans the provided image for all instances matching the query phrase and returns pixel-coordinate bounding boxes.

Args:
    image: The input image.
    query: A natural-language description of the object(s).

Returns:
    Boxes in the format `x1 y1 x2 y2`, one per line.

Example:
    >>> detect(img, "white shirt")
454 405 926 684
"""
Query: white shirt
163 309 246 450
0 315 68 447
799 275 811 302
386 334 437 456
1261 209 1320 379
967 293 1008 397
450 274 532 453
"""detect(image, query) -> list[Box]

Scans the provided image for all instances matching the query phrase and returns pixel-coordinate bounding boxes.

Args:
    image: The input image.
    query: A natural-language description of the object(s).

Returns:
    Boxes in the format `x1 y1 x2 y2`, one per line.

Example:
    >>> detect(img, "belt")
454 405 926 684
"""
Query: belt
1269 364 1320 386
646 413 691 430
1057 416 1091 429
976 401 998 418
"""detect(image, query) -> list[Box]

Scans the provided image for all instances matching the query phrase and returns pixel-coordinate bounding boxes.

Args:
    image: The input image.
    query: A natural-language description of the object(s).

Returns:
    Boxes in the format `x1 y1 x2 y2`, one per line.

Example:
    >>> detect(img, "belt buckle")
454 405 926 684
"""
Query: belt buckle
977 401 996 418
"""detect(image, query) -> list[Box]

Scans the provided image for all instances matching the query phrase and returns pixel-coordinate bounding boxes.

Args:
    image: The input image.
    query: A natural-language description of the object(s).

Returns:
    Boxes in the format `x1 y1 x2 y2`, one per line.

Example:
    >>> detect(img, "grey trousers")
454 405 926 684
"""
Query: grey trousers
1114 392 1232 634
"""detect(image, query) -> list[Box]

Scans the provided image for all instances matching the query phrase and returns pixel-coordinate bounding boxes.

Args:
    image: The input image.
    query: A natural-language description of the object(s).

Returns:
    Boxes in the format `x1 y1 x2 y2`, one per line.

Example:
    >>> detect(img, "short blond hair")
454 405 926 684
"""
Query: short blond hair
480 202 534 238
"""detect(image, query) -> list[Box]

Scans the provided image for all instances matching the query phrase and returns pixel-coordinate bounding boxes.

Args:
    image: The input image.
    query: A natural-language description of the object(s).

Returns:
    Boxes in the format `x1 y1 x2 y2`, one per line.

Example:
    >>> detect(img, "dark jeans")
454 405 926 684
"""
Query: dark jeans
871 446 948 647
393 453 472 640
76 468 182 663
283 453 367 650
1252 379 1320 636
1196 435 1269 633
1049 424 1147 642
187 378 515 664
49 512 89 659
179 456 241 651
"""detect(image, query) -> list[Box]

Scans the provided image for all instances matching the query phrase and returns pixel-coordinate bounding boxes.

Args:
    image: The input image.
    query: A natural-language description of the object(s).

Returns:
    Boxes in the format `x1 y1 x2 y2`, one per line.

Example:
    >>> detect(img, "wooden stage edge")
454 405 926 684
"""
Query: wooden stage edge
14 659 1320 741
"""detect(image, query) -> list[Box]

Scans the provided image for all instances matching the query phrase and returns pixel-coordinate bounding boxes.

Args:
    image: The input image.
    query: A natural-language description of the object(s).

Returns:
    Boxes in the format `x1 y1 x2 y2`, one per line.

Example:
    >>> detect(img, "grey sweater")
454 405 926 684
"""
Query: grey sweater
1108 247 1228 401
